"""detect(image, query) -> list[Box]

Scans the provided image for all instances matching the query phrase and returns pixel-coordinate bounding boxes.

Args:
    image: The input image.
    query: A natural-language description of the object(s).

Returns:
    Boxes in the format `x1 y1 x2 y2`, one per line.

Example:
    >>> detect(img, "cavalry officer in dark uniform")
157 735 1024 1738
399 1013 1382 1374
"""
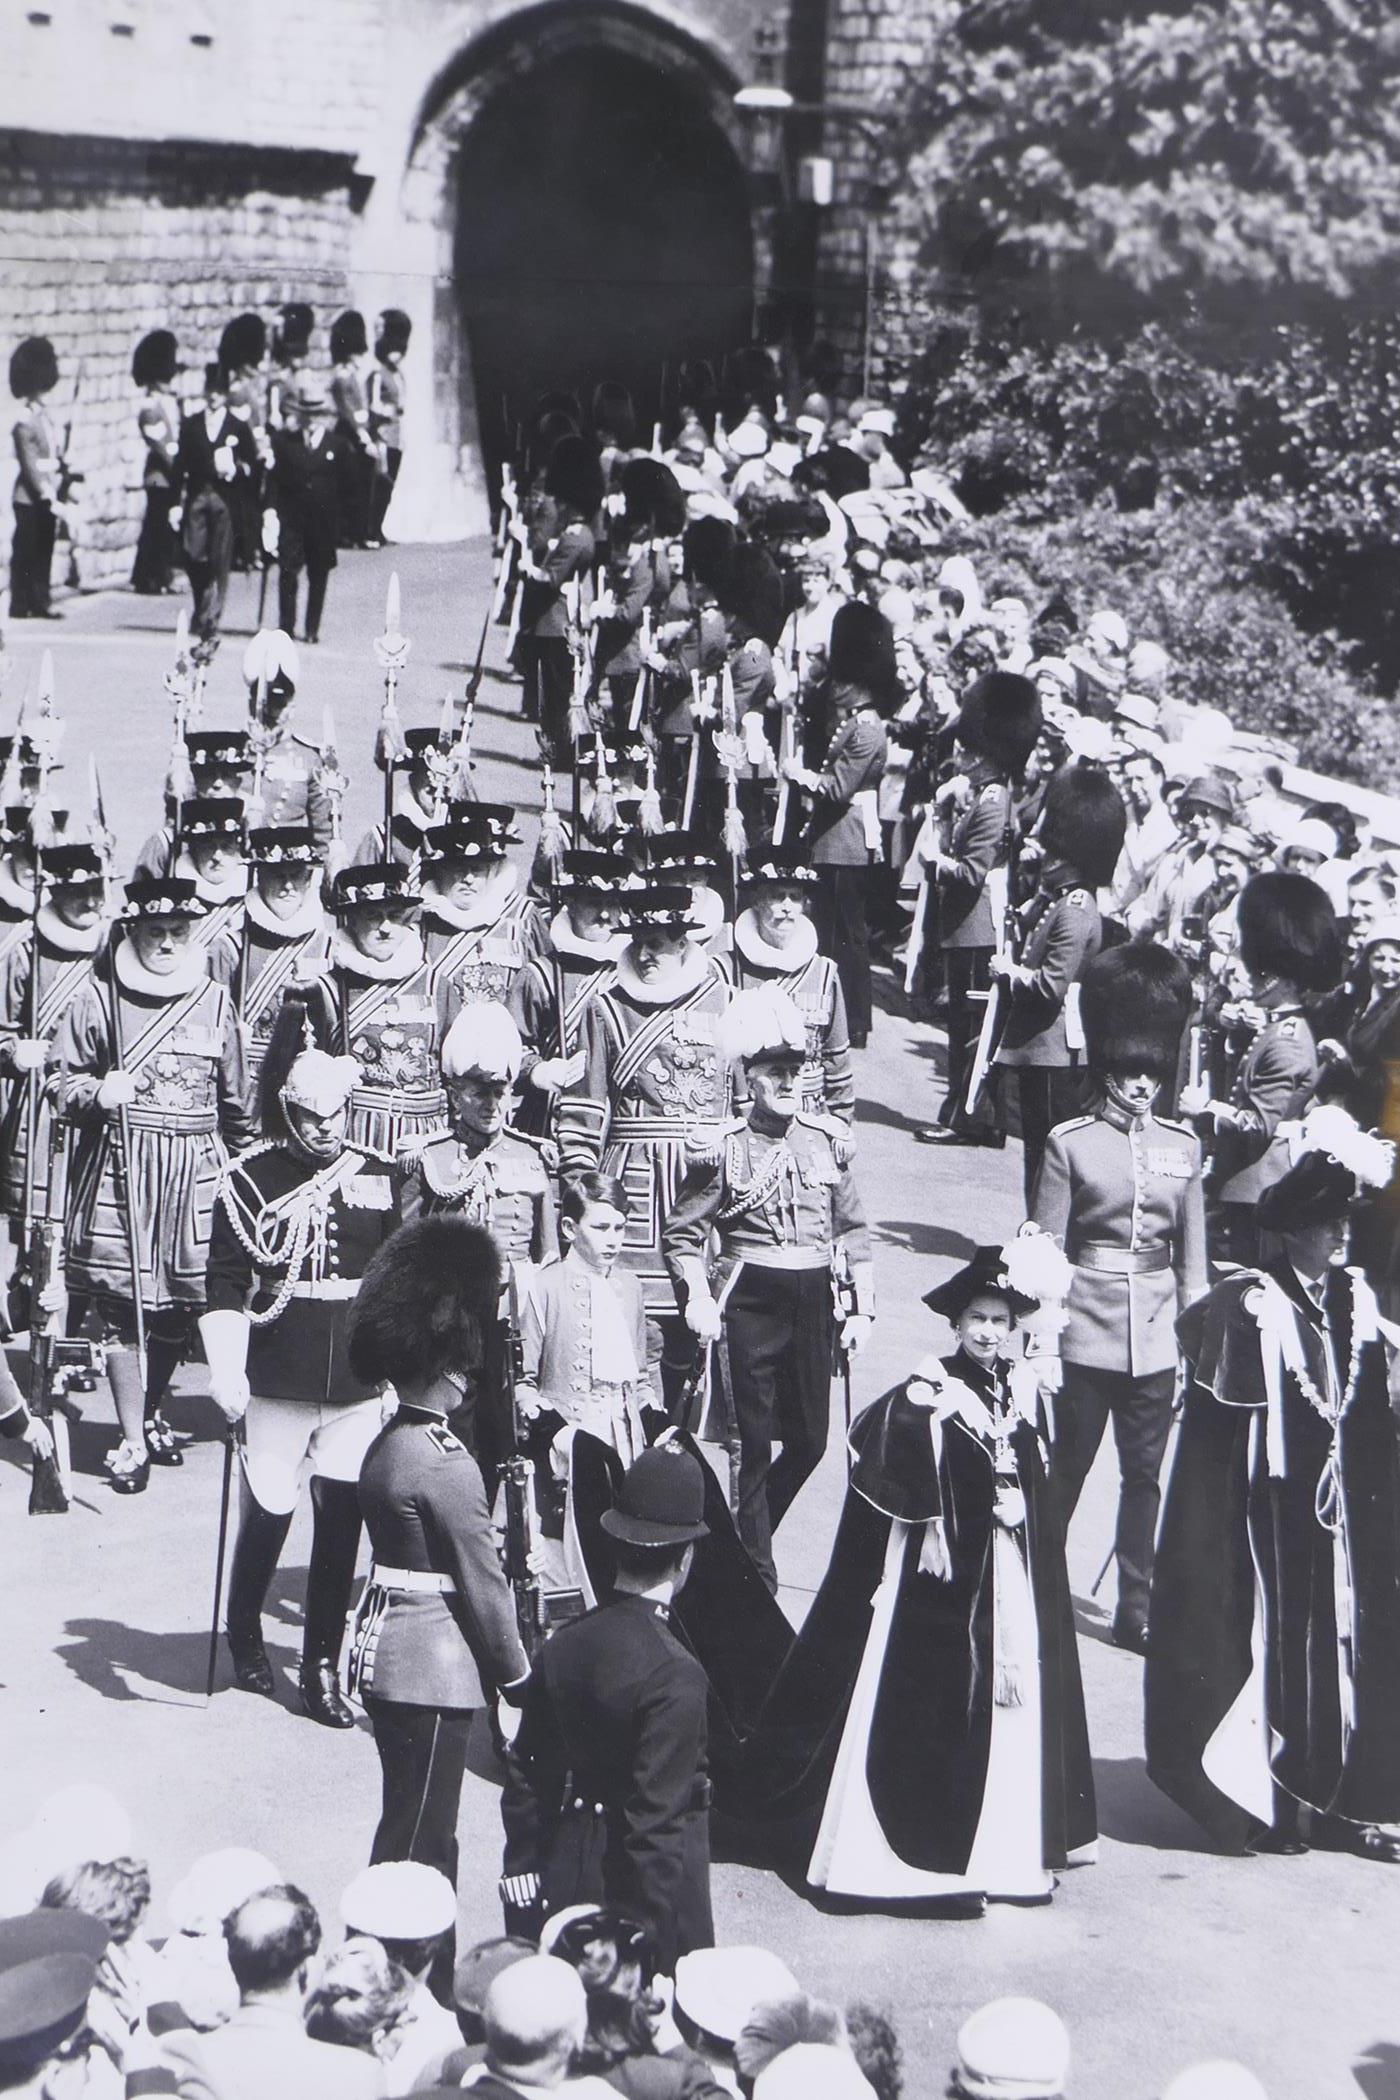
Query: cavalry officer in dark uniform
663 986 874 1592
266 382 347 645
1030 941 1207 1654
500 1443 713 1976
201 1010 398 1726
347 1213 530 1991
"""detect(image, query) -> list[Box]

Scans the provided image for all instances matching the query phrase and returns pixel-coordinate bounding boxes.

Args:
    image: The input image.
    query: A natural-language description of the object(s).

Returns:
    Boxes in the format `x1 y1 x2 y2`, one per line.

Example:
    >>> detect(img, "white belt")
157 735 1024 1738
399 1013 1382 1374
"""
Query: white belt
370 1565 454 1594
289 1278 359 1300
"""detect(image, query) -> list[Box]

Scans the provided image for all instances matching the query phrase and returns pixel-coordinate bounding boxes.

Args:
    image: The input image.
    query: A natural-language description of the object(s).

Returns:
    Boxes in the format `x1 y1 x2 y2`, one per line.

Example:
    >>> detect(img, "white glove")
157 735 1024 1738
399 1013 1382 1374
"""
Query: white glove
1034 1355 1063 1399
8 1038 47 1074
994 1483 1027 1529
214 443 236 481
169 504 183 533
209 1372 250 1425
840 1313 874 1357
918 1519 952 1581
22 1417 56 1464
97 1070 138 1113
1176 1081 1210 1117
261 510 280 556
685 1292 723 1342
528 1051 586 1093
199 1309 252 1424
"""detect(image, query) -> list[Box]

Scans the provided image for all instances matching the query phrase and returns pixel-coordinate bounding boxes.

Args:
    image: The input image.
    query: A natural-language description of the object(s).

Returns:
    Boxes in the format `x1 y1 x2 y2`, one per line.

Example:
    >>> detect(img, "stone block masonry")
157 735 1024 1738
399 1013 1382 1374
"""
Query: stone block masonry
1 131 358 600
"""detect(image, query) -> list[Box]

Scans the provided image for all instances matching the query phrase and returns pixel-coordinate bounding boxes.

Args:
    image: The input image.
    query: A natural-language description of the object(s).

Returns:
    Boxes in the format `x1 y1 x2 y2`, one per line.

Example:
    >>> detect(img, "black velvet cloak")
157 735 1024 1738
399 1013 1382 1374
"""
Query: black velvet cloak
1146 1261 1400 1849
728 1350 1096 1875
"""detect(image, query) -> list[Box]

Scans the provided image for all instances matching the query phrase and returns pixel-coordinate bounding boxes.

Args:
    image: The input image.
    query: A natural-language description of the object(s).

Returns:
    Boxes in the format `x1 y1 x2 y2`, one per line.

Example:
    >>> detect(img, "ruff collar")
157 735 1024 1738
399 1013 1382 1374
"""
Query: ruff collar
330 930 425 984
549 907 626 966
114 941 209 1000
37 904 104 956
734 908 818 974
616 944 712 1007
421 863 521 935
246 887 326 941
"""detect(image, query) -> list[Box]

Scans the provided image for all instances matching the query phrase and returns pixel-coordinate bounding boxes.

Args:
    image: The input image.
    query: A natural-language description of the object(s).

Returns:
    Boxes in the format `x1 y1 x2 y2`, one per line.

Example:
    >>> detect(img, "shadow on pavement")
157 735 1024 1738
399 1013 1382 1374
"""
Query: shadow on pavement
1354 2042 1400 2100
872 1219 977 1262
1092 1753 1213 1854
58 1619 228 1705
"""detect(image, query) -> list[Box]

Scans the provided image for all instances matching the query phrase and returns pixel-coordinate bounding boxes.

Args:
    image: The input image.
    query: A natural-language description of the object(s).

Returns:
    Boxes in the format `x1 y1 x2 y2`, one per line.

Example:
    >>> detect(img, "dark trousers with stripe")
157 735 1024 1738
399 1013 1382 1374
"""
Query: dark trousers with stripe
1052 1362 1175 1628
814 864 872 1044
365 1695 473 1998
939 945 1001 1136
721 1263 834 1592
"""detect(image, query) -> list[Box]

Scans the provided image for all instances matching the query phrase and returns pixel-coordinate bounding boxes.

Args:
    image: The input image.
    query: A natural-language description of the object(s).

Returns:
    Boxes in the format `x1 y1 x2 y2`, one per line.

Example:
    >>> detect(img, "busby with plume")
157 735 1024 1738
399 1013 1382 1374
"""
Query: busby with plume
955 672 1042 781
132 330 179 390
1080 940 1191 1081
1038 761 1128 890
219 313 267 373
1237 870 1342 996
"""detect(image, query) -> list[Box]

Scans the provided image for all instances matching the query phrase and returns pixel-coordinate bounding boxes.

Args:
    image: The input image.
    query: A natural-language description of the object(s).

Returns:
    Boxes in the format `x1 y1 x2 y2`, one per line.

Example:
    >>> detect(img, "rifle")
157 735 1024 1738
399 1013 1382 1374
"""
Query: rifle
831 1246 858 1477
55 365 84 588
26 1062 102 1515
960 816 1020 1124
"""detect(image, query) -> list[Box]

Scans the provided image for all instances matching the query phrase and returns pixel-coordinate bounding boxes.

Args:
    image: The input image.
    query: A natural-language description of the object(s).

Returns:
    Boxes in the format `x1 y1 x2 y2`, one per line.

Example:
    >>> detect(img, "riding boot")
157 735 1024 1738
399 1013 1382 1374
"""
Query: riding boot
226 1497 293 1698
300 1475 362 1729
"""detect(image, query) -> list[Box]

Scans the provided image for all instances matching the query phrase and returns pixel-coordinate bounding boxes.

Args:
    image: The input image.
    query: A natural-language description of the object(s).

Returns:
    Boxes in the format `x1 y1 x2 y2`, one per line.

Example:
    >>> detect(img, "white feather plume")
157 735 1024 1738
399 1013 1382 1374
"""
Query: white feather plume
1286 1103 1395 1191
999 1222 1075 1304
719 986 807 1066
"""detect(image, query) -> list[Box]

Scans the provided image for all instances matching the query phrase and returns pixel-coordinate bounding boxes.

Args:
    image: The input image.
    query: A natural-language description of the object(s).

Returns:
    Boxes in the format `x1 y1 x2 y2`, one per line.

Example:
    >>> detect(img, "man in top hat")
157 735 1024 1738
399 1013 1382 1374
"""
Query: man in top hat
731 844 853 1123
1029 941 1207 1653
509 848 630 1136
132 728 254 883
559 884 731 1409
201 1009 398 1726
355 726 452 867
914 671 1042 1149
329 309 374 548
0 840 109 1239
222 825 331 1094
9 335 64 620
1127 773 1234 951
1147 1106 1400 1858
663 986 873 1590
305 861 446 1163
1179 870 1342 1266
173 796 249 961
55 875 254 1492
368 309 411 545
173 360 258 646
995 759 1128 1204
500 1442 714 1973
131 328 182 596
242 630 338 855
419 807 536 1019
265 381 349 644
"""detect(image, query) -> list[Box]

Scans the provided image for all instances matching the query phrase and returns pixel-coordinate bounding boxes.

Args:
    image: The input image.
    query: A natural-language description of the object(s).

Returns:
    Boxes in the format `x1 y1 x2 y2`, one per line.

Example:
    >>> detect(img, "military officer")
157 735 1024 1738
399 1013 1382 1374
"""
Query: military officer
730 845 853 1123
663 986 873 1591
201 1013 399 1726
328 309 374 548
1030 941 1207 1653
223 825 331 1094
517 434 602 756
559 884 731 1408
132 729 254 883
500 1443 713 1974
419 806 536 1019
243 630 338 856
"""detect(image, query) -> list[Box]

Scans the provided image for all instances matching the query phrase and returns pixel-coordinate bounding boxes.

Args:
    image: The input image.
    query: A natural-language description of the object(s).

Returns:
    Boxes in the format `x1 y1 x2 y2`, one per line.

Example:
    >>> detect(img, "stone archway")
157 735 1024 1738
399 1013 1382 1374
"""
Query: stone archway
383 2 757 540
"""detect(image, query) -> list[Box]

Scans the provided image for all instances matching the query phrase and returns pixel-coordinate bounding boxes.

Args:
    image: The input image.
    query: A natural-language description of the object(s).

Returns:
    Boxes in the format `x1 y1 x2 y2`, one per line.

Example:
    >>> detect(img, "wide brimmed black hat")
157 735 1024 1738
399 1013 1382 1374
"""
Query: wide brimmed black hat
10 337 58 399
1080 940 1191 1080
402 725 450 757
376 309 412 359
1255 1150 1357 1235
249 825 318 866
630 829 717 880
577 734 647 777
421 817 512 867
600 1445 709 1546
955 671 1042 780
623 885 700 931
180 797 245 843
1237 870 1342 995
219 312 267 372
40 842 105 889
132 329 179 389
1039 761 1128 890
329 862 418 914
741 844 819 891
120 877 208 922
330 309 368 363
185 730 252 775
923 1245 1037 1324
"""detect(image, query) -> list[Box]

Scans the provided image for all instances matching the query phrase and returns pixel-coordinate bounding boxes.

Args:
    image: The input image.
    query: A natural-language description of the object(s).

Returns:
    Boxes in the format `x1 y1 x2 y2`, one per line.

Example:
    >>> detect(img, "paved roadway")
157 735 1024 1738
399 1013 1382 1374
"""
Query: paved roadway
0 547 1395 2100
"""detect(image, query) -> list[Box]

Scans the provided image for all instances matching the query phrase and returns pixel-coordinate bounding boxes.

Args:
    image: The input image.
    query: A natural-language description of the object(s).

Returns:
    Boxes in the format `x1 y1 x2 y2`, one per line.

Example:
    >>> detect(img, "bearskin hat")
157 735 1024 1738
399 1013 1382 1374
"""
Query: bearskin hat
828 600 899 703
131 329 179 390
1038 761 1128 890
544 433 604 517
10 337 58 399
347 1216 503 1390
795 446 869 501
219 312 266 373
621 457 686 539
750 493 828 549
730 540 786 646
683 516 736 598
1080 941 1191 1080
330 310 368 364
376 309 411 360
955 671 1042 781
592 380 637 450
1237 870 1343 995
274 304 314 364
721 344 779 421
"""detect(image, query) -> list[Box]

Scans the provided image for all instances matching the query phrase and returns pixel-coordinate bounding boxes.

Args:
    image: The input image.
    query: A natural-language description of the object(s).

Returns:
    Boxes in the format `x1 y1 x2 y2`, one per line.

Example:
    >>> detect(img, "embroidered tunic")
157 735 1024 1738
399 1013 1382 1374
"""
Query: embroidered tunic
307 941 447 1163
0 911 103 1220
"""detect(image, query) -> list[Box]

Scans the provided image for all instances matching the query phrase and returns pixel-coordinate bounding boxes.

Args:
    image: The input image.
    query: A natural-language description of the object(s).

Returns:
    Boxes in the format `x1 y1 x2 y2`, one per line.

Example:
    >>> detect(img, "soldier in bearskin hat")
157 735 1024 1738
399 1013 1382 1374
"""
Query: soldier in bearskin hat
9 335 63 619
1179 869 1343 1267
131 329 182 595
54 876 255 1492
517 434 604 754
202 1005 400 1725
267 302 314 433
1029 940 1206 1652
731 843 853 1123
329 309 374 548
995 759 1127 1203
915 671 1042 1150
368 308 411 544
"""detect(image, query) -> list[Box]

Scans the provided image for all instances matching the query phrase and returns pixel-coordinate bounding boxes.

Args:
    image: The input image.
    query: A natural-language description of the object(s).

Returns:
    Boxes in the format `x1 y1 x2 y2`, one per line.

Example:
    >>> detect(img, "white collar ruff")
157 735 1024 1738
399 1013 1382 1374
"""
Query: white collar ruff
114 941 209 999
330 930 424 984
615 945 712 1006
246 887 326 940
549 907 626 965
734 909 817 973
421 863 520 934
37 903 105 956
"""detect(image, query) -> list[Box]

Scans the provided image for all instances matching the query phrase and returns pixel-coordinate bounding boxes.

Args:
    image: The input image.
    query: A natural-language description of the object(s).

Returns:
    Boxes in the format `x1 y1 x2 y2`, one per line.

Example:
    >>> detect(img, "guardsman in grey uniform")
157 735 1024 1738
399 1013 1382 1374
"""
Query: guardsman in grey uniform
916 671 1041 1148
133 730 254 884
348 1215 529 1984
201 1014 398 1725
1178 870 1342 1269
663 987 874 1591
995 760 1127 1205
1031 942 1207 1653
500 1444 713 1972
731 844 854 1124
131 329 181 595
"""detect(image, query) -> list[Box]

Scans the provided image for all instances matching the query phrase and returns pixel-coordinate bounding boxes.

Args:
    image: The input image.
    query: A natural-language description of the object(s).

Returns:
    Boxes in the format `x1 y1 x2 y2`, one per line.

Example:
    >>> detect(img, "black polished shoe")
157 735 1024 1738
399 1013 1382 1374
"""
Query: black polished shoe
1111 1614 1150 1656
1245 1823 1309 1858
913 1125 1004 1148
226 1623 278 1700
144 1412 184 1466
299 1658 356 1729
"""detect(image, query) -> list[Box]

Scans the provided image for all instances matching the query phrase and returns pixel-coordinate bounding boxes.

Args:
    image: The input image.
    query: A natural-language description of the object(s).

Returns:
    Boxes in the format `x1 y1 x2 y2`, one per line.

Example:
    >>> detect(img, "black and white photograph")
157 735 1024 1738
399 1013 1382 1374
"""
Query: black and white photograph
2 4 1400 2096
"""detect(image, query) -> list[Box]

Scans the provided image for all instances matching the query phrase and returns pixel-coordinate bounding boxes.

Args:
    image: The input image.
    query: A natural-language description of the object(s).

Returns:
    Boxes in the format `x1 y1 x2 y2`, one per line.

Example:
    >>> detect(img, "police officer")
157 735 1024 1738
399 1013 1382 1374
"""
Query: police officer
201 1013 398 1725
1030 941 1207 1653
500 1443 713 1974
347 1214 529 1977
663 987 874 1591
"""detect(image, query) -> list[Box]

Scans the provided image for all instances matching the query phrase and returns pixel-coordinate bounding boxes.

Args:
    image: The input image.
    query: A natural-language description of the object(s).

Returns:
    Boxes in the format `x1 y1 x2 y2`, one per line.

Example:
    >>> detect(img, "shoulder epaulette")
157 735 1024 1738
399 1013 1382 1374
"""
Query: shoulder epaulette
425 1420 466 1458
1063 888 1094 909
395 1130 448 1170
506 1126 560 1174
795 1110 857 1164
687 1115 745 1168
1048 1114 1096 1138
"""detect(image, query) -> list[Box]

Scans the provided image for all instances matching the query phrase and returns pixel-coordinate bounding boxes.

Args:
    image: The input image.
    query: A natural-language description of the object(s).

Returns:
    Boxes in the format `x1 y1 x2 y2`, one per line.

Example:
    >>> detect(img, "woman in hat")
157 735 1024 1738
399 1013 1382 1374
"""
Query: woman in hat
55 876 255 1492
1147 1106 1400 1861
736 1231 1095 1908
131 329 182 595
9 334 63 620
731 844 853 1124
1125 773 1233 949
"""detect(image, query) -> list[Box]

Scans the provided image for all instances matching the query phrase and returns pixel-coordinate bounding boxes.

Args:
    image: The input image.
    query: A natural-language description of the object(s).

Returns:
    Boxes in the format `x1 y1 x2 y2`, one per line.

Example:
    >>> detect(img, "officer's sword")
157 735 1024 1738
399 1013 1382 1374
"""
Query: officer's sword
205 1426 240 1698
